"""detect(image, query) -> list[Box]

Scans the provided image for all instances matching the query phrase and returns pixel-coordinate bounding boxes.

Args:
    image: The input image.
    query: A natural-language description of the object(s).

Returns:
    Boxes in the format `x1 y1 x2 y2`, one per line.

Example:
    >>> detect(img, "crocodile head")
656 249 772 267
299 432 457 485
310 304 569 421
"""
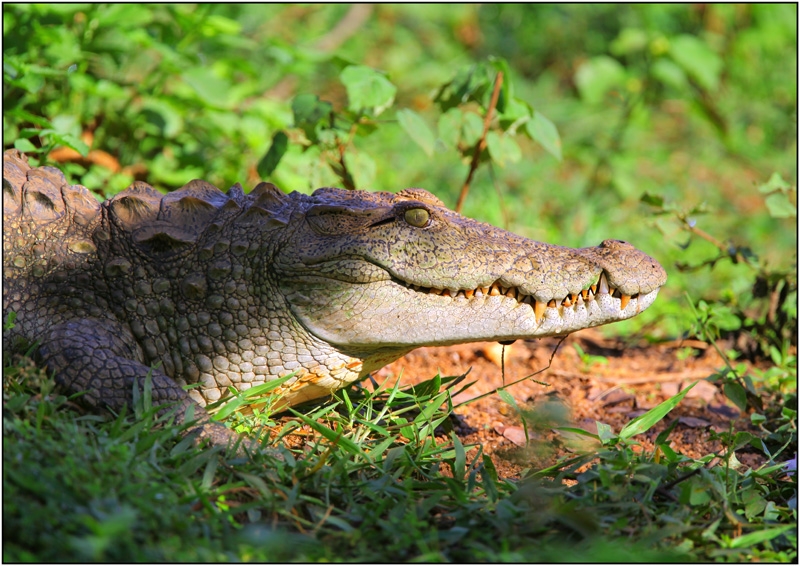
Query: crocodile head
274 187 666 367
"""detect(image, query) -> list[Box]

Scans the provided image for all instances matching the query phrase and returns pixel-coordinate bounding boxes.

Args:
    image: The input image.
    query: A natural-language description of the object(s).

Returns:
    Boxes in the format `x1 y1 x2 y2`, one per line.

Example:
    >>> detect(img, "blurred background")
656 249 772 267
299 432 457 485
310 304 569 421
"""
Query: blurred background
4 3 797 349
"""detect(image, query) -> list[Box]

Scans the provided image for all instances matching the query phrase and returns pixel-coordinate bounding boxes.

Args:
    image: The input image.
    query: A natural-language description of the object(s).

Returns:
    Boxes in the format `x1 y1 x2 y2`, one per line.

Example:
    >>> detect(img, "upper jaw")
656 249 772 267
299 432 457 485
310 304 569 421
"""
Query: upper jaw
393 268 657 327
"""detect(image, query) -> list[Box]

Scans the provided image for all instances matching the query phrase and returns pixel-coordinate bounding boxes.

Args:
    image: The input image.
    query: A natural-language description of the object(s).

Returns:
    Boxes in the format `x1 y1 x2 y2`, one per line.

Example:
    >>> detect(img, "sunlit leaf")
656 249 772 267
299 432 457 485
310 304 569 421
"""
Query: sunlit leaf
651 59 689 91
438 108 463 148
669 35 722 92
758 171 791 194
340 65 397 116
397 109 435 156
728 525 794 549
347 150 377 190
52 133 89 156
527 111 562 161
619 381 696 439
461 112 484 147
486 131 521 167
765 193 796 218
574 55 627 104
14 138 39 152
182 67 233 109
610 28 648 55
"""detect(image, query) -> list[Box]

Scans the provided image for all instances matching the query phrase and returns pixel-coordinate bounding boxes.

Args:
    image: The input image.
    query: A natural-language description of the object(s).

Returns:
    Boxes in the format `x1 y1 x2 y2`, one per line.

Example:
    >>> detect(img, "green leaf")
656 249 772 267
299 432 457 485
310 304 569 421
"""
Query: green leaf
728 525 794 549
292 93 333 143
14 138 39 153
292 93 332 126
487 56 512 113
340 65 397 116
438 108 463 149
610 28 648 55
574 55 627 104
52 133 89 156
396 109 435 156
668 35 722 92
257 131 288 178
141 98 184 138
596 421 617 445
724 381 748 412
527 111 562 161
496 387 519 411
765 192 796 218
434 63 495 112
758 172 791 194
498 97 531 133
209 372 296 420
461 112 484 147
619 381 697 440
451 431 466 481
640 192 665 207
182 67 233 109
651 59 689 91
347 150 377 190
486 131 521 167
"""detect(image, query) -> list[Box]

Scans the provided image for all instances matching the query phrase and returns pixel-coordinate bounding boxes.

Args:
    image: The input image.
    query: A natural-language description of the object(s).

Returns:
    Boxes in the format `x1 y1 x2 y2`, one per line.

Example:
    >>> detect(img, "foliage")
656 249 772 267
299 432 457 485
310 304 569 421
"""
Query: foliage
4 360 796 562
2 3 797 563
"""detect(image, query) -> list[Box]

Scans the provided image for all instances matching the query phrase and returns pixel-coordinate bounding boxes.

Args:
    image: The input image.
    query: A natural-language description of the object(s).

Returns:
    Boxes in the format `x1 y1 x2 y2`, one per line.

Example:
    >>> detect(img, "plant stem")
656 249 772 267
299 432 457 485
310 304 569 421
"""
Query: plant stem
455 71 503 213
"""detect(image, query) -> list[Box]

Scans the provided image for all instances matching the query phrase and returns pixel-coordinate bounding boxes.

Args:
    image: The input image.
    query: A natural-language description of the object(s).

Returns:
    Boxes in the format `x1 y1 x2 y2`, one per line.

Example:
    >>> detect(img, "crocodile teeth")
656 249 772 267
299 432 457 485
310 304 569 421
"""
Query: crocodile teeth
534 300 546 323
598 272 609 295
407 271 631 316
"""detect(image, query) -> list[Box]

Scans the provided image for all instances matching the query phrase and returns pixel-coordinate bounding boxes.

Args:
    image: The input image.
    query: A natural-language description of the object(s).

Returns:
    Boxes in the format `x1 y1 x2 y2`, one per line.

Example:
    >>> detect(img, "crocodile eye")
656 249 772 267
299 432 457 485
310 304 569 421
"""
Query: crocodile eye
404 208 430 227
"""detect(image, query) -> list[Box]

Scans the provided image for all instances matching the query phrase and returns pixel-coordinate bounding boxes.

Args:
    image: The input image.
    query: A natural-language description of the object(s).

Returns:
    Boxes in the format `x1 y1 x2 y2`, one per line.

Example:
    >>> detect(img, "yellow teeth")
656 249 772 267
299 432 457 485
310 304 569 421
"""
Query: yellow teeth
534 300 546 323
406 271 635 316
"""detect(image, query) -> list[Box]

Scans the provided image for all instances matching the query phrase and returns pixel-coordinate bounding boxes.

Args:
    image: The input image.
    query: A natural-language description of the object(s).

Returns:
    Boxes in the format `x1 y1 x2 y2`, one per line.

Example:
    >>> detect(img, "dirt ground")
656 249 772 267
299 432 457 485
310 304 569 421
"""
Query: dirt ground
363 329 767 479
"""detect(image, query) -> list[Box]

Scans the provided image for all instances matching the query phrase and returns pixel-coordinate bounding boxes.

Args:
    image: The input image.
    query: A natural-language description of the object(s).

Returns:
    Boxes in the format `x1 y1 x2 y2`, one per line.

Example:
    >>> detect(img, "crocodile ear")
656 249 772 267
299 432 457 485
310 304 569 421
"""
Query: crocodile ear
108 182 163 228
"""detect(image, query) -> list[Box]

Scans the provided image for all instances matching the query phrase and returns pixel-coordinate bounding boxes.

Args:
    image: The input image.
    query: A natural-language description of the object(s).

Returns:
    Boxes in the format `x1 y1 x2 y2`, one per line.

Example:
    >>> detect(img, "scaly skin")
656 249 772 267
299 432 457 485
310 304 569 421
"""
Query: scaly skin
2 150 666 444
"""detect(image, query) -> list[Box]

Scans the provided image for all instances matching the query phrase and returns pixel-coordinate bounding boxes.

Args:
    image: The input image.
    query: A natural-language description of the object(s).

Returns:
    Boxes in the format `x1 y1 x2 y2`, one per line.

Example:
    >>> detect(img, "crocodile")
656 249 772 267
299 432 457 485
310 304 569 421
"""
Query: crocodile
2 149 666 445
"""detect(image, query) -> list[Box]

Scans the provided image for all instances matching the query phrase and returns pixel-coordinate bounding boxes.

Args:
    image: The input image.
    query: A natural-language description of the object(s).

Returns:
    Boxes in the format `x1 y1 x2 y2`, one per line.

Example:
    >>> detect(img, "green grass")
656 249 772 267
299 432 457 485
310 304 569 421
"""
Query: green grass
2 4 797 562
3 358 797 562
